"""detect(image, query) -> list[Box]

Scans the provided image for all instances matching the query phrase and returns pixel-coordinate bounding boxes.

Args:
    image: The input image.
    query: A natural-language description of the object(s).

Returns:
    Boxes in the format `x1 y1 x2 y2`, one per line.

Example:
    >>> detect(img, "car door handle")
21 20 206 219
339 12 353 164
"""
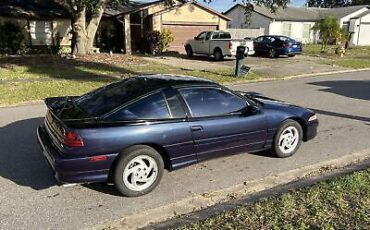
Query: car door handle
190 125 203 131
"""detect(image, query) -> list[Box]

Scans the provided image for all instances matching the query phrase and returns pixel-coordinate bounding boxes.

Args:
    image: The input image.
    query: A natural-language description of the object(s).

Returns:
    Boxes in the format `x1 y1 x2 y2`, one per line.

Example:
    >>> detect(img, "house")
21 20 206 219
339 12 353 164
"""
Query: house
101 0 230 53
0 0 230 54
223 4 370 46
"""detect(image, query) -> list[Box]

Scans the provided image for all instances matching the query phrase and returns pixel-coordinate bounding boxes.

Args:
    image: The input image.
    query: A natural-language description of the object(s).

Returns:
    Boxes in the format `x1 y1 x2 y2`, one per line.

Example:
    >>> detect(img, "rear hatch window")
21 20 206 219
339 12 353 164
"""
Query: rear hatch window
74 77 168 117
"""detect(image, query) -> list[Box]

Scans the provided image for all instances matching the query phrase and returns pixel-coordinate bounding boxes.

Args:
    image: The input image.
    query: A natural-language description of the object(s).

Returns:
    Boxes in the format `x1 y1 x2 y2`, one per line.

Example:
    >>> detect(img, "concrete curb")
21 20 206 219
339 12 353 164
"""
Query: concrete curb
0 100 43 108
95 148 370 230
0 68 369 109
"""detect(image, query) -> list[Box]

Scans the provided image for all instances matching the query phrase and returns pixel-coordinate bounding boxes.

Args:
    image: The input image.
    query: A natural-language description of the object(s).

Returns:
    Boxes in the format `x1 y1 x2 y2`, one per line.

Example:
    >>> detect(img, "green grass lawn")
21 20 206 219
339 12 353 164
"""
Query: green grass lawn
0 55 258 105
176 168 370 230
303 44 370 69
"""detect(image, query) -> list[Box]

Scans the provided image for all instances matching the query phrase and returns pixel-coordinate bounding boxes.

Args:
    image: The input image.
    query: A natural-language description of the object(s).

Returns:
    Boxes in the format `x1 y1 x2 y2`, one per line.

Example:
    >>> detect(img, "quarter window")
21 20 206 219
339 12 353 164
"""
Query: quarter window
108 92 171 120
179 88 246 117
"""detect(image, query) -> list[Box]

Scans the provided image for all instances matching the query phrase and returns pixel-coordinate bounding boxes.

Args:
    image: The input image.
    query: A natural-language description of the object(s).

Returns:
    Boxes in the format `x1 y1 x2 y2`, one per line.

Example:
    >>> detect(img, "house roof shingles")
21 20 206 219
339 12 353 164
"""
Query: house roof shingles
224 3 370 21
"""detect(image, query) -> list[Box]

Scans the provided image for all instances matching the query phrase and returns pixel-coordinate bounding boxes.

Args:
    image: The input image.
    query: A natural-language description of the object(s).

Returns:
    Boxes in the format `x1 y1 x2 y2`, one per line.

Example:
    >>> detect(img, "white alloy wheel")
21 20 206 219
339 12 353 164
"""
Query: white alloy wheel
123 155 158 192
278 126 299 154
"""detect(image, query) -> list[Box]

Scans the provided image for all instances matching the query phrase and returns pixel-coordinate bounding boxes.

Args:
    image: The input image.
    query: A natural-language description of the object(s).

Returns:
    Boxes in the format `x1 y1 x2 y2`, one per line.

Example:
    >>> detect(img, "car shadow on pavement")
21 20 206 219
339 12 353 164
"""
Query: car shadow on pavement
311 109 370 123
308 80 370 101
83 183 123 197
0 117 57 190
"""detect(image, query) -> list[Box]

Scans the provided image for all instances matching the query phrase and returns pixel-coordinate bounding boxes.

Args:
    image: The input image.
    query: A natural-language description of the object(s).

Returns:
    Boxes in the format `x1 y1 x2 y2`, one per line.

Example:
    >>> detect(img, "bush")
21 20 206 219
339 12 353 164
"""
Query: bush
159 29 174 53
146 29 174 55
0 21 25 54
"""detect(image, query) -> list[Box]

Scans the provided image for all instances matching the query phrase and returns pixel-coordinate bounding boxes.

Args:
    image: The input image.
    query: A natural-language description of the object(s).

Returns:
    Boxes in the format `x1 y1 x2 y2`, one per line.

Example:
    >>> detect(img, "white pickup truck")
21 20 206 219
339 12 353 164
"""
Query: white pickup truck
184 31 255 61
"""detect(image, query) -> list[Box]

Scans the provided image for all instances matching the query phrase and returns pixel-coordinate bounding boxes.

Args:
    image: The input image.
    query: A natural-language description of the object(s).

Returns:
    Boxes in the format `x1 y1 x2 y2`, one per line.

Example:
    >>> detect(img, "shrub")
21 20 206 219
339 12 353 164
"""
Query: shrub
158 29 174 53
146 29 174 55
0 21 25 54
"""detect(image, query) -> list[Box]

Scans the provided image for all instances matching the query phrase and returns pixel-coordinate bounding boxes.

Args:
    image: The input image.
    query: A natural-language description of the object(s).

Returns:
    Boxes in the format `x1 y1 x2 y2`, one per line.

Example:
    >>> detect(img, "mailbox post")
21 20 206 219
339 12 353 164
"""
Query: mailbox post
235 46 248 77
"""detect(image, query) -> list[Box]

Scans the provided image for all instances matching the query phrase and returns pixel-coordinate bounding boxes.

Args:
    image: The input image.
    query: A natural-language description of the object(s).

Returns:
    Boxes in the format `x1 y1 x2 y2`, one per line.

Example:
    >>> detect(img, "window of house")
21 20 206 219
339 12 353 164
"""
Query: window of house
282 23 292 37
29 20 52 46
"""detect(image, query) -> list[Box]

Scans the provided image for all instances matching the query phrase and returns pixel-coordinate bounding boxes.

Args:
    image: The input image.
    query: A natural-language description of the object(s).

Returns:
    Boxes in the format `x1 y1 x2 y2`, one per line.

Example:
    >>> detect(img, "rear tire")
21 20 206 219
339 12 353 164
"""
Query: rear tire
114 145 164 197
185 45 193 57
214 49 224 61
269 48 277 58
270 119 303 158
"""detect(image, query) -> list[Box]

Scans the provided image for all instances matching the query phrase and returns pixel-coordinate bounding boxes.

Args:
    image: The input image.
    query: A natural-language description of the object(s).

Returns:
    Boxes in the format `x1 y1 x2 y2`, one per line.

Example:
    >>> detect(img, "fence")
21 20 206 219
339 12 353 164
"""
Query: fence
226 28 265 39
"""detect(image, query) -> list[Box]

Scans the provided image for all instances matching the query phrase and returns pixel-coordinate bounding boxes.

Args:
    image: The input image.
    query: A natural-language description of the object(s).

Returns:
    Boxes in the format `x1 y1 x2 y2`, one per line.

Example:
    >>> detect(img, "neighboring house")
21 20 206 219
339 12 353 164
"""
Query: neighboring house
0 0 71 47
0 0 230 54
223 4 370 46
102 0 230 53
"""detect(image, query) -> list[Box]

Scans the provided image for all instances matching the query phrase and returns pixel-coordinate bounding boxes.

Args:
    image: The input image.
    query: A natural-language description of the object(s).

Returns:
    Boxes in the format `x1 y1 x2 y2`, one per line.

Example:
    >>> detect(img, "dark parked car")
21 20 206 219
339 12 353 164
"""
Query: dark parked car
254 35 302 58
37 75 318 197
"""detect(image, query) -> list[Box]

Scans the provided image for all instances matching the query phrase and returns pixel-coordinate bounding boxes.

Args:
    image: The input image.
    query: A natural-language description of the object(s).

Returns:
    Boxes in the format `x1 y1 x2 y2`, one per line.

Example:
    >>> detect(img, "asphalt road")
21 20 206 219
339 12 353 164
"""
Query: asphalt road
0 71 369 229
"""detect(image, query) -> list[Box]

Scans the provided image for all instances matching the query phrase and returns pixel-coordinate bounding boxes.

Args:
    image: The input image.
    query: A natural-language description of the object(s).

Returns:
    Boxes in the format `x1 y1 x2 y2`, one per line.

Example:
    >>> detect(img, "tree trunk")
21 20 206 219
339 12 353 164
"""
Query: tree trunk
70 0 107 56
85 0 107 54
72 6 88 55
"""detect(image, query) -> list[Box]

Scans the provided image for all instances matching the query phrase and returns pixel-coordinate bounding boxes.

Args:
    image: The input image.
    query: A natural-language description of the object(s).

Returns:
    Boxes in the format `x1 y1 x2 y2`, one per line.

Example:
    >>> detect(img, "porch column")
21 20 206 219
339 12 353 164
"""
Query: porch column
124 14 132 55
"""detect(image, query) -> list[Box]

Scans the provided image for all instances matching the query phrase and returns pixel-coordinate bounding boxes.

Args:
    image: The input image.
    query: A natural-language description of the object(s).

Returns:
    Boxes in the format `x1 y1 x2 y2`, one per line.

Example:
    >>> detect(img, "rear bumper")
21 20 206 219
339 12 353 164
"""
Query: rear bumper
278 48 302 55
37 125 118 183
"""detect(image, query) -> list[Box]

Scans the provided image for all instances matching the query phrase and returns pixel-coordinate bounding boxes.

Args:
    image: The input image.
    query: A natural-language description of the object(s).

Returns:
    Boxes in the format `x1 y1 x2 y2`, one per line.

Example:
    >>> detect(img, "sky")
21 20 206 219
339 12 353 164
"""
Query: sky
200 0 308 13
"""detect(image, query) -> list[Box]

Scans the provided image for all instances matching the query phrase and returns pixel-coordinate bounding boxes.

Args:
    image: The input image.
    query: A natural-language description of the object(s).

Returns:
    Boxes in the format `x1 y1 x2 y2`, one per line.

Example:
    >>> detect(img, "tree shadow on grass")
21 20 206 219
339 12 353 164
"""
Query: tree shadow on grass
0 54 142 83
0 117 57 190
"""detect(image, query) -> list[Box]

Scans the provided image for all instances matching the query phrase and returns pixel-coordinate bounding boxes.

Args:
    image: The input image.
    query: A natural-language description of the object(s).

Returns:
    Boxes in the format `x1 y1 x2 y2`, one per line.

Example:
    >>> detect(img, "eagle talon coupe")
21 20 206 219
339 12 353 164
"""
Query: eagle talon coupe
37 75 318 197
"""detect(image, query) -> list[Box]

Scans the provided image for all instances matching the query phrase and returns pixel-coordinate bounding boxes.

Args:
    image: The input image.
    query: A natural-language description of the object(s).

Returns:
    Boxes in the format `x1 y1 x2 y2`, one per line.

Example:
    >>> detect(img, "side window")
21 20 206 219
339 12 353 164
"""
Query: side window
108 92 171 121
164 90 187 118
197 32 206 40
212 32 220 39
254 37 263 43
220 32 231 39
205 32 211 40
179 88 246 117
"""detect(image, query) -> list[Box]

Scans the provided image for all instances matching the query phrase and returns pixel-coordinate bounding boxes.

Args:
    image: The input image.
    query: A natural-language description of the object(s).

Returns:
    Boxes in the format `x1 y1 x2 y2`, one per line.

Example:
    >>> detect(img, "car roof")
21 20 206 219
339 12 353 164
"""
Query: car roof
134 74 218 87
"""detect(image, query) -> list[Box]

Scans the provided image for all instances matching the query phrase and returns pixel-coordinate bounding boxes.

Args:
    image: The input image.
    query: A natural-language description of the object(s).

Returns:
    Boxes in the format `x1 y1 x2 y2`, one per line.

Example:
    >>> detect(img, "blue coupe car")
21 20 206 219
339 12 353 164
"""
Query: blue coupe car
37 75 318 197
253 35 303 58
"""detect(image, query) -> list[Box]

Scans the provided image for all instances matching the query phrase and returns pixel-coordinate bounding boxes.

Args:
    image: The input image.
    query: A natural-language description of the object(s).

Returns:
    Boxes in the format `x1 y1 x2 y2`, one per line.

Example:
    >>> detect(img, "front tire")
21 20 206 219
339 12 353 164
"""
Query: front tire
271 119 303 158
114 146 164 197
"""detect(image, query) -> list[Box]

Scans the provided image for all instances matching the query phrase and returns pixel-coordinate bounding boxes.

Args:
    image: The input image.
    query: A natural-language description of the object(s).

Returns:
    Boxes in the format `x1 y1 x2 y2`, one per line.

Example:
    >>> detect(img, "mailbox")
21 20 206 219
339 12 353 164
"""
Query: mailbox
236 46 246 60
235 46 249 77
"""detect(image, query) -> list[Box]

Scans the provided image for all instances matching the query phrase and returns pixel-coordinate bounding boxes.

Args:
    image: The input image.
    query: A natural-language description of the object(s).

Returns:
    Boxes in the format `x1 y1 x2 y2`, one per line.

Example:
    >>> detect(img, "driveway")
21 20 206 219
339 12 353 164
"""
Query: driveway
145 54 350 78
0 71 369 229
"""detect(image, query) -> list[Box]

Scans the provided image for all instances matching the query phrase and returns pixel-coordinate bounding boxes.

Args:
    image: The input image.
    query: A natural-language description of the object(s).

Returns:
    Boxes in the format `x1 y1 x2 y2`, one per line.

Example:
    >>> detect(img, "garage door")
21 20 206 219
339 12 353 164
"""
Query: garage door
162 24 218 53
358 24 370 45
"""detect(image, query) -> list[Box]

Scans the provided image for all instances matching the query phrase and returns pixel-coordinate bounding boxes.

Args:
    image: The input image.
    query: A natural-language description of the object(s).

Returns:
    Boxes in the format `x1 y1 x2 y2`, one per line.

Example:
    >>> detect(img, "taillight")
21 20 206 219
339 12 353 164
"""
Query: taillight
229 41 232 49
63 130 84 147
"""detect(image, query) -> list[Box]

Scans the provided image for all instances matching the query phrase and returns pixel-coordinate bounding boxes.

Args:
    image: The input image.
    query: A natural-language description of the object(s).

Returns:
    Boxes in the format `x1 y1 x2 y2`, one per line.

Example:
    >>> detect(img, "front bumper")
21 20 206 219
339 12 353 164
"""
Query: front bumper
37 125 118 183
304 120 319 141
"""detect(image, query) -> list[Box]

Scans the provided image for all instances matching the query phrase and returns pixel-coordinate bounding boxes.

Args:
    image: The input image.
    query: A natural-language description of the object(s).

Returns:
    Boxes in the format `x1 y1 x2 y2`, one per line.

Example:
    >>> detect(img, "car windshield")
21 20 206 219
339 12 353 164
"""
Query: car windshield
74 77 163 117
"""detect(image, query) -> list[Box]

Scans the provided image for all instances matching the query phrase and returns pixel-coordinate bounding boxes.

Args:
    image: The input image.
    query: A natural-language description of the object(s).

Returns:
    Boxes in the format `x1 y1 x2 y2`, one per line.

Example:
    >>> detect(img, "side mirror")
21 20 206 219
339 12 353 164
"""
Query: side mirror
241 105 260 116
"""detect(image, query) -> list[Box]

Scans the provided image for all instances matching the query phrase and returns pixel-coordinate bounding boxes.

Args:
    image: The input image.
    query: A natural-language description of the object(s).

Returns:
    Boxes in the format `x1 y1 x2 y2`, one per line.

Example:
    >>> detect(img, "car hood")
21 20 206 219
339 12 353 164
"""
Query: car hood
241 92 315 119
